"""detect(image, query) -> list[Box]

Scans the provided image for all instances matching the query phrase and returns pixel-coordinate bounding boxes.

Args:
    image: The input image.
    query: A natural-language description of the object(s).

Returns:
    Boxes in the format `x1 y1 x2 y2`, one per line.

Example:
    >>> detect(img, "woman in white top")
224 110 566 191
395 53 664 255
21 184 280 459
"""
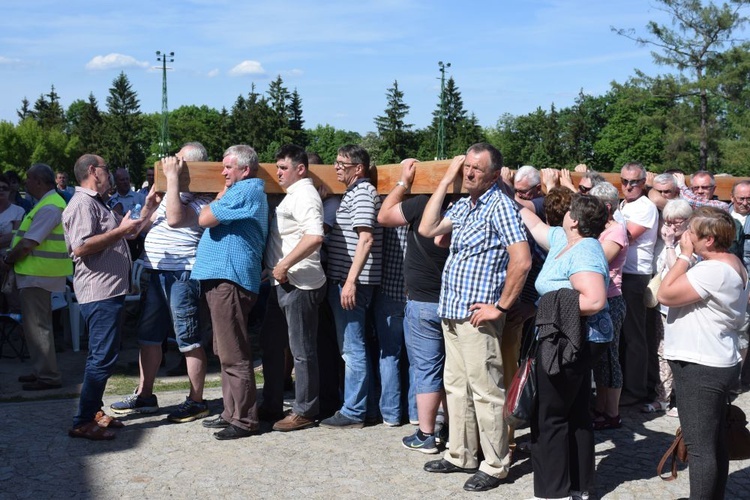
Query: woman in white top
657 207 749 500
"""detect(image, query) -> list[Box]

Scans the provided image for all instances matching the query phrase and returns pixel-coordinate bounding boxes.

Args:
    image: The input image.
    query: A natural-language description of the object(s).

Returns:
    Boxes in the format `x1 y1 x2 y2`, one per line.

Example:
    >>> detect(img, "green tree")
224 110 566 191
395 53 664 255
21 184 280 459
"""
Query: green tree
287 89 307 147
17 98 31 122
613 0 750 170
306 125 362 163
67 93 104 155
374 80 413 164
31 85 66 130
101 72 146 180
420 77 483 159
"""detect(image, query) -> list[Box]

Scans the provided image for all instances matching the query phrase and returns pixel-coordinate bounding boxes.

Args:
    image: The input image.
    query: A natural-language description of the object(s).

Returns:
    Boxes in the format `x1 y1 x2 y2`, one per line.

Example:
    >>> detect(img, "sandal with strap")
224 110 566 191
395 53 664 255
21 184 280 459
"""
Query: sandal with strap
95 410 124 428
641 401 669 414
68 421 116 441
593 414 622 430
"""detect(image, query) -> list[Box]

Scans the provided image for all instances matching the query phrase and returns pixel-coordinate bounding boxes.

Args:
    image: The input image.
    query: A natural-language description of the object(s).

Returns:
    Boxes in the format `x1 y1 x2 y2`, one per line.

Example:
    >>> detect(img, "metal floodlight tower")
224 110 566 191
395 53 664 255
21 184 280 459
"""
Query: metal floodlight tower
155 51 174 157
436 61 451 160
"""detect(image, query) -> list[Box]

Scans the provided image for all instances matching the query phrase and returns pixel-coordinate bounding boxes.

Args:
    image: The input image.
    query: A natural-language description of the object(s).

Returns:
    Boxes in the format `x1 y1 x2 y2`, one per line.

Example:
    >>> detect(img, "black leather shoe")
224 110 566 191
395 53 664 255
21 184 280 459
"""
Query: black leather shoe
202 415 230 429
463 471 505 492
22 381 62 391
213 424 257 440
423 459 478 474
18 374 37 383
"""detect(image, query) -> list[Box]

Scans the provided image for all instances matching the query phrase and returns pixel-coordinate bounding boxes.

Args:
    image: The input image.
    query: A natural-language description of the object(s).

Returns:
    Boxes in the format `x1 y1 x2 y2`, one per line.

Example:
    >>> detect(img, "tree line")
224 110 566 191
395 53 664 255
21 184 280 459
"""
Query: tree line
1 0 749 186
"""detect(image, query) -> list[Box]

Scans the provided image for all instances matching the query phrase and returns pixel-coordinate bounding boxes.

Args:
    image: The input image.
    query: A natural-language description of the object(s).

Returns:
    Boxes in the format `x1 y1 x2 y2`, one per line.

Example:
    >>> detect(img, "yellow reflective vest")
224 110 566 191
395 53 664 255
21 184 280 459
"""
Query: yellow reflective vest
11 193 73 277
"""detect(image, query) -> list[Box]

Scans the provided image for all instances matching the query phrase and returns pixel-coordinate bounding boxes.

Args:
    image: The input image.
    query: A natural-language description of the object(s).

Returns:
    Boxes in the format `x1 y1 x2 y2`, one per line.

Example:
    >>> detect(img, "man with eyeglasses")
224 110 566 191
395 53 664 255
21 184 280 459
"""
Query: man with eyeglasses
320 144 383 429
647 173 680 210
730 180 750 391
501 165 545 220
62 154 143 440
672 171 730 212
618 162 659 406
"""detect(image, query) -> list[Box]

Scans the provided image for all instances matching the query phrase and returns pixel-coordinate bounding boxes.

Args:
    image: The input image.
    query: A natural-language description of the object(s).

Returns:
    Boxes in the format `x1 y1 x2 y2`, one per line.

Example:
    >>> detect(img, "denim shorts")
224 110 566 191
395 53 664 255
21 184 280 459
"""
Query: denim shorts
404 300 445 394
138 270 205 352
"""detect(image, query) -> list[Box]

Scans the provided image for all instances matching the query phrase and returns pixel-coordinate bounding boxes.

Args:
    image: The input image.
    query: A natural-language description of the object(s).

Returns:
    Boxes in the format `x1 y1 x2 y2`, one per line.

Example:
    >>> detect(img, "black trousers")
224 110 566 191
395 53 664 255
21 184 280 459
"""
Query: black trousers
531 342 595 498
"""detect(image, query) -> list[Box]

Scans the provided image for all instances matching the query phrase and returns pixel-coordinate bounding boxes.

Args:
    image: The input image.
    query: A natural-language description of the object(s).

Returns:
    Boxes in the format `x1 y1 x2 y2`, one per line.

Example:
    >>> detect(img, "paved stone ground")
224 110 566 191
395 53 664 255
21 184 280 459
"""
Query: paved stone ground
1 346 749 499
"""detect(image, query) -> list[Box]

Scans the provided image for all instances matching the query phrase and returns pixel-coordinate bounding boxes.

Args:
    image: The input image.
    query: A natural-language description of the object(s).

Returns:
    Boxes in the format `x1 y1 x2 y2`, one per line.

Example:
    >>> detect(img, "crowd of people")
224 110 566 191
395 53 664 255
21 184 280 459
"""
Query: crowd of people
3 142 750 499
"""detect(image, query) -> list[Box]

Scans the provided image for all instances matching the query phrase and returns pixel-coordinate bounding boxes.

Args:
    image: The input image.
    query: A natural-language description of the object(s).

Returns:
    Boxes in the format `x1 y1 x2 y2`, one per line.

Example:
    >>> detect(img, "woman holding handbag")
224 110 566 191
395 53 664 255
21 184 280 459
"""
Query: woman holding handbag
657 207 749 499
520 194 610 500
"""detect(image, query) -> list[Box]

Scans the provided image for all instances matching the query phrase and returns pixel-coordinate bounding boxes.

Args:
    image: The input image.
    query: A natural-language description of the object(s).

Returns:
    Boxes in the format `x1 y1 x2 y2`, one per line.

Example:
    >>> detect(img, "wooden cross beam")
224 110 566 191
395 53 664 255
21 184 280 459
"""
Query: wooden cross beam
153 160 744 201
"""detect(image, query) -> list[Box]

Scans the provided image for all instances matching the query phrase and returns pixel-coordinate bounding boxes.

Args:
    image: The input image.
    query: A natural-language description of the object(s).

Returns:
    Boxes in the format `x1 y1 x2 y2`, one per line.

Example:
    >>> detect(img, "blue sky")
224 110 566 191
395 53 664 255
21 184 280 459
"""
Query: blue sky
1 0 676 135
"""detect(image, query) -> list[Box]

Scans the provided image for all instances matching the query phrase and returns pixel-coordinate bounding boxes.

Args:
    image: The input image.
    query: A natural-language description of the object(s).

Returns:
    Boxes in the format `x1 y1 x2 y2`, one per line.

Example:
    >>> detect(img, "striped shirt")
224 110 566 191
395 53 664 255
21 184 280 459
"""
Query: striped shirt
62 186 131 304
326 178 382 285
141 193 212 271
437 183 527 320
191 178 268 294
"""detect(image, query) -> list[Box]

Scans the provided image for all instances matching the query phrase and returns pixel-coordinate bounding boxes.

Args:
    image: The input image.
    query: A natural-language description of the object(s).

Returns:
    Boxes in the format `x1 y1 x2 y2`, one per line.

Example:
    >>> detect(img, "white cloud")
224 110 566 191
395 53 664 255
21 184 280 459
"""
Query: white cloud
0 56 22 65
85 53 149 70
283 68 304 77
207 68 219 78
228 60 266 76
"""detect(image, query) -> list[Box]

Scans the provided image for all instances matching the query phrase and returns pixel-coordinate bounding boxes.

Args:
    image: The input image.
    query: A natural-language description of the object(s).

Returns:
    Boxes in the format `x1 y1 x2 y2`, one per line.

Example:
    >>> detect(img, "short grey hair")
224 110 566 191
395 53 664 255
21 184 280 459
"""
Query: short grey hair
662 199 693 221
582 171 606 186
223 145 259 174
589 181 619 216
692 170 715 186
621 162 646 179
515 165 540 186
653 173 676 187
181 142 208 162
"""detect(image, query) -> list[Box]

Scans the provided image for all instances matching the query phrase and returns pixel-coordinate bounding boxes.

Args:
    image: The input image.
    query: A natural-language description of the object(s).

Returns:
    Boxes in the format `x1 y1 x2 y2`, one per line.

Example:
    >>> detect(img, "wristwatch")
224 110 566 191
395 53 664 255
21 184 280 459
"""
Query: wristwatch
396 180 409 190
495 302 510 314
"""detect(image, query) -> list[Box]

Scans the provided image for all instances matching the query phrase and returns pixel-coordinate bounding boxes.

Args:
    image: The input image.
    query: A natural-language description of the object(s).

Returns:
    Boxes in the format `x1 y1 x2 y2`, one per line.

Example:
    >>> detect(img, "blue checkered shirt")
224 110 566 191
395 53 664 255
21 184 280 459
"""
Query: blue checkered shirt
437 183 527 320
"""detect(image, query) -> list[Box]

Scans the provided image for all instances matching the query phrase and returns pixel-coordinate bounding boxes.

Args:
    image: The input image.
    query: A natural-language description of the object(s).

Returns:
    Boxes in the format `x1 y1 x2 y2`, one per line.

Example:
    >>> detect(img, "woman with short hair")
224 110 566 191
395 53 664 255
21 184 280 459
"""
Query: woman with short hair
658 207 749 499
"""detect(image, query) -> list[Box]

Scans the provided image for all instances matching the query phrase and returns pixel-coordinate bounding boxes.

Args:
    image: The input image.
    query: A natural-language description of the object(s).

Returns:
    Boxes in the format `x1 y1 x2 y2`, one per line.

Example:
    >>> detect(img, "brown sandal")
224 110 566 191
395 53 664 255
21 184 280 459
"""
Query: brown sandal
95 410 124 428
68 421 116 441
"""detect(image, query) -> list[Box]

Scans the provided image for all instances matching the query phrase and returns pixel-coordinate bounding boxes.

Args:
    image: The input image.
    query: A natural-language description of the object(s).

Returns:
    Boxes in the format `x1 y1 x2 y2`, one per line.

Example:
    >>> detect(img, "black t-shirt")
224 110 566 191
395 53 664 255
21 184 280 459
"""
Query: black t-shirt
401 195 450 303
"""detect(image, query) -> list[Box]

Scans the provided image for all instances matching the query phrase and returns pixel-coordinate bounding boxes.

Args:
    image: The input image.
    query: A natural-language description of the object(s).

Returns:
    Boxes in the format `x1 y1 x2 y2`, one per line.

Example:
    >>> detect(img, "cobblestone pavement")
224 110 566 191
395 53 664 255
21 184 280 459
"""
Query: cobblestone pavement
1 348 749 499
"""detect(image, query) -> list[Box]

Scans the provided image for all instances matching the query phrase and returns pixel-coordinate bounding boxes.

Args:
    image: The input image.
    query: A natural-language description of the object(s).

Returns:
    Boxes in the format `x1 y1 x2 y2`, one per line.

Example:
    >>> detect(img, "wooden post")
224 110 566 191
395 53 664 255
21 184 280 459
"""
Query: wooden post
153 160 744 201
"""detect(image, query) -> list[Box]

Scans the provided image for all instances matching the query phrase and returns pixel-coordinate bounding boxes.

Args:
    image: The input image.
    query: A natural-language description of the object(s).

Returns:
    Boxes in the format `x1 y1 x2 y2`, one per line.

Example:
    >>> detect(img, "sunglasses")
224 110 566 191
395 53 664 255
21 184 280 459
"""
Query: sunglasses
621 178 645 187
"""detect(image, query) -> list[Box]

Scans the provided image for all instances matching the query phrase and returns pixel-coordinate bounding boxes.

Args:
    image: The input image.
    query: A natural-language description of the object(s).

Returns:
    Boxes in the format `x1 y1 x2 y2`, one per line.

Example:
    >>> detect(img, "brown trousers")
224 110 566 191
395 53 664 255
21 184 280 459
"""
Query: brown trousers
203 279 258 431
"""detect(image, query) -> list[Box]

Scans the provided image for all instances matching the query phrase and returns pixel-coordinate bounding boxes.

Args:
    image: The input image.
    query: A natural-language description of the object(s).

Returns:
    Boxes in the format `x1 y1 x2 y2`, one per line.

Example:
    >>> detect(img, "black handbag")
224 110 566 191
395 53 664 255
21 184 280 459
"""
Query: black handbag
503 338 538 428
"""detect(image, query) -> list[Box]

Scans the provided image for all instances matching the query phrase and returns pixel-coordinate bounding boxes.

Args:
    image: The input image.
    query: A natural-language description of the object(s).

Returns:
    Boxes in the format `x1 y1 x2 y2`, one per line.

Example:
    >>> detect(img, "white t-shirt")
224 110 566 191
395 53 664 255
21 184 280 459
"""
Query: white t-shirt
0 203 25 235
141 193 212 271
664 260 749 367
620 195 659 275
264 178 326 290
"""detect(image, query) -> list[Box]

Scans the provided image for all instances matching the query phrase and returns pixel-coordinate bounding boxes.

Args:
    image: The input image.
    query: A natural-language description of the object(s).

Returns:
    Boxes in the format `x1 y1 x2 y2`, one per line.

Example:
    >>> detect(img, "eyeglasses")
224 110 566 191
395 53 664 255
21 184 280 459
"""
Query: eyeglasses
653 188 676 196
734 197 750 203
94 164 110 173
621 178 645 187
690 184 714 192
515 185 539 195
663 219 687 228
333 161 360 169
578 185 592 194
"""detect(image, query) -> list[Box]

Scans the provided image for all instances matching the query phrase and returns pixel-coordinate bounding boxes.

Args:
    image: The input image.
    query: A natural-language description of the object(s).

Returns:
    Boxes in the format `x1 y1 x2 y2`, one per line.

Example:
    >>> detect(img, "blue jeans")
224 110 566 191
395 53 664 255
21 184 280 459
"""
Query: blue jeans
74 295 126 428
372 290 406 425
328 282 375 421
138 270 206 352
404 300 445 394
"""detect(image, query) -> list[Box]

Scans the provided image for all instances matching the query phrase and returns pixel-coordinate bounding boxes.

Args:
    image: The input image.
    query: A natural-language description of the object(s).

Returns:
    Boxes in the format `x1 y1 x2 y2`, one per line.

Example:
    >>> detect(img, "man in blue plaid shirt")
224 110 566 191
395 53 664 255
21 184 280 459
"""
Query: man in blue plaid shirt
419 143 531 492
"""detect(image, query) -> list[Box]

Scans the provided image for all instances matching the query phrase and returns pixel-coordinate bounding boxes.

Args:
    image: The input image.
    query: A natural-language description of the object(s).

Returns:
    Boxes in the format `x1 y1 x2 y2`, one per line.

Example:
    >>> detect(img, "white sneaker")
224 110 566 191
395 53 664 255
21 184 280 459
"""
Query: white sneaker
571 491 589 500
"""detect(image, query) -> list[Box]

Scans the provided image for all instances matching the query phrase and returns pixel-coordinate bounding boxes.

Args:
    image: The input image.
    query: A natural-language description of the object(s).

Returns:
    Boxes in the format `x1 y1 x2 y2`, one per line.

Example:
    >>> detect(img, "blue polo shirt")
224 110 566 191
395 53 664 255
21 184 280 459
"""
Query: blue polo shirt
191 178 268 293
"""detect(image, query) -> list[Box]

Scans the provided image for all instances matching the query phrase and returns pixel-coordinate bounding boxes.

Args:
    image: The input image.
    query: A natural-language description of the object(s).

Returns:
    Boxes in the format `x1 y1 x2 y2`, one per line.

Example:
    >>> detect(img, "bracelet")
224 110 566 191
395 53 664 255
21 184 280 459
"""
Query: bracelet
677 254 691 264
495 302 510 313
396 180 410 190
665 245 675 249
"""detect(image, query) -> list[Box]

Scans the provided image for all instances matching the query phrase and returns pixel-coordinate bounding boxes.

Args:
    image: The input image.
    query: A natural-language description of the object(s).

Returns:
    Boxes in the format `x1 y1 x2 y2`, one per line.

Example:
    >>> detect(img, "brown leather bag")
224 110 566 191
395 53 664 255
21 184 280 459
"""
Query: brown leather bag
726 404 750 461
658 403 750 481
657 427 688 481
